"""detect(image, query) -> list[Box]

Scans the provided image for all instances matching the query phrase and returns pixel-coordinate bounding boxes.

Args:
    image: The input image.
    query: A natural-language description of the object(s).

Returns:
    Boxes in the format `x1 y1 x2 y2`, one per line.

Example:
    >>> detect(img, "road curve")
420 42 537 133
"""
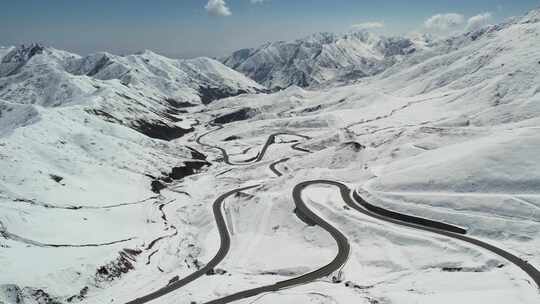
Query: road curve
269 158 290 177
129 119 539 304
125 185 260 304
206 179 540 304
202 181 350 304
350 189 540 291
291 142 312 153
127 127 312 304
352 191 466 234
196 125 310 165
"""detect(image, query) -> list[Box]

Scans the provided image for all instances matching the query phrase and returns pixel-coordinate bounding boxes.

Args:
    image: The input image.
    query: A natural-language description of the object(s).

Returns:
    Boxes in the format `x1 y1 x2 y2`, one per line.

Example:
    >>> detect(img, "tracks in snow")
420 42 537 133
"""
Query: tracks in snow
0 220 135 248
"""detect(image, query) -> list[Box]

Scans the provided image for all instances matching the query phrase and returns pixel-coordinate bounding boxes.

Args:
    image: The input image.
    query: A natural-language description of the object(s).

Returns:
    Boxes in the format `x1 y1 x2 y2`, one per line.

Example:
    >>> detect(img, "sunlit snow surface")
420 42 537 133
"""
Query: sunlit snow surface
1 8 540 304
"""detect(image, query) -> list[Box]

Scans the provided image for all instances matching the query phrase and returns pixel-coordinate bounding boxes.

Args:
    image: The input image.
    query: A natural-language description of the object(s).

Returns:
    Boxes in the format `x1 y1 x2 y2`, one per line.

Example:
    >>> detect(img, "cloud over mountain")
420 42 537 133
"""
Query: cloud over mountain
466 12 492 32
351 21 385 30
424 13 465 31
205 0 232 16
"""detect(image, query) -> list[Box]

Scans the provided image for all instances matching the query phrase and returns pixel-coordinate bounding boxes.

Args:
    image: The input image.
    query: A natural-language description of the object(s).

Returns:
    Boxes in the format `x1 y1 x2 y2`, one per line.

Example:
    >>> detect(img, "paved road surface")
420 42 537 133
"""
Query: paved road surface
202 181 351 304
269 158 290 177
128 124 539 304
196 125 310 165
125 185 260 304
350 189 540 291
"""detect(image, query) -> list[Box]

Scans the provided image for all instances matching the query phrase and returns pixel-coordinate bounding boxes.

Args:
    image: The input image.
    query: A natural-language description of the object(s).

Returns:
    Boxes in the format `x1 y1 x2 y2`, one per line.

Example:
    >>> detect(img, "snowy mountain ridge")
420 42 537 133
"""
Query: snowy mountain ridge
222 30 432 89
0 44 264 107
0 44 264 141
1 7 540 304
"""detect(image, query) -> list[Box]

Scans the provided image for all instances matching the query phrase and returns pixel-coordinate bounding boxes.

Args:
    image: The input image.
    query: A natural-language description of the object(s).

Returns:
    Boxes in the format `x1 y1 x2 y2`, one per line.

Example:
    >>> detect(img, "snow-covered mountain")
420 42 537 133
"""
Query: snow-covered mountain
0 44 264 140
222 31 431 89
2 7 540 304
1 45 264 105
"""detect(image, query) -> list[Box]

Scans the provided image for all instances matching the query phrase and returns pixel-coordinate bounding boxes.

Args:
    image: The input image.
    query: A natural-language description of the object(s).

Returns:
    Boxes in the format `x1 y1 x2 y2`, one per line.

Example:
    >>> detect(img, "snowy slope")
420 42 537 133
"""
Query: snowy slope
0 45 264 302
2 7 540 304
1 44 264 106
178 9 540 304
222 31 430 89
0 44 264 140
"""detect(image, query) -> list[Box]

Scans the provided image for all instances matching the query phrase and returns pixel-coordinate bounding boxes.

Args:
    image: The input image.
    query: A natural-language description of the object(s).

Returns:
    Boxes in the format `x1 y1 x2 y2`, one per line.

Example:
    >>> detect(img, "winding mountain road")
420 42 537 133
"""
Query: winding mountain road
350 189 540 291
126 185 260 304
269 158 290 177
128 123 539 304
196 124 310 165
126 126 316 304
202 181 350 304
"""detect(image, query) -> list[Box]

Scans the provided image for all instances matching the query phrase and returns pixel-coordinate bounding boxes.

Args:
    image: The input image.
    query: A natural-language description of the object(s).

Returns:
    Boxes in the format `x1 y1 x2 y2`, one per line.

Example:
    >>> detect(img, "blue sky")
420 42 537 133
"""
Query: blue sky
1 0 539 58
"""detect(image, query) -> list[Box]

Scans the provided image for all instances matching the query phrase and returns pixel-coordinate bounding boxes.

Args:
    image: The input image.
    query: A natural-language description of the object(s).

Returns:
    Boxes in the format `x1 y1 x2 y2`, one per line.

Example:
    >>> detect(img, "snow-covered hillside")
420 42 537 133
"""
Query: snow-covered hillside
0 45 264 302
222 31 431 89
0 44 264 140
1 7 540 304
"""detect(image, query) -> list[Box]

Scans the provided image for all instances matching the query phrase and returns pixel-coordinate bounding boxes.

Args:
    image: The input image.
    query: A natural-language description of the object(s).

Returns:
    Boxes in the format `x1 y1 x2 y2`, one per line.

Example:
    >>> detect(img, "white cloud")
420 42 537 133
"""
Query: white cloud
351 21 385 30
205 0 231 16
424 13 465 31
466 12 492 32
250 0 265 3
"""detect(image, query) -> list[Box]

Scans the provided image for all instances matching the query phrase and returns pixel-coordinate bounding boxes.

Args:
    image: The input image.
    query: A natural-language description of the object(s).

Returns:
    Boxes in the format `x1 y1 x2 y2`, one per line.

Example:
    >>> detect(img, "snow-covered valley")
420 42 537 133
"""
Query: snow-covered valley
1 7 540 304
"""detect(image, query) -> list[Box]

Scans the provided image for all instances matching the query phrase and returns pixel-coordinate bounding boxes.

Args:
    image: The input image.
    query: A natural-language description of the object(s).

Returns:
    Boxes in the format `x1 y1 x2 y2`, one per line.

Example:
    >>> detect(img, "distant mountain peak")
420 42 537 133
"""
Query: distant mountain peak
2 43 45 63
222 30 425 89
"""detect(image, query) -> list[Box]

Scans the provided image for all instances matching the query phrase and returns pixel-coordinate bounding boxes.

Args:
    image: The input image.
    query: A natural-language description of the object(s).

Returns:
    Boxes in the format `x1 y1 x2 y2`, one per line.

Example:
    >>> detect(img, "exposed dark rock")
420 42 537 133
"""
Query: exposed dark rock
115 92 134 100
344 281 374 290
214 268 227 275
87 55 112 77
340 141 366 152
151 180 167 194
132 120 194 141
123 248 142 257
213 108 256 124
301 105 323 113
168 161 210 180
162 113 182 123
30 288 62 304
166 108 188 116
186 146 207 160
160 176 173 183
85 109 123 124
164 98 197 108
442 267 463 272
152 161 210 192
199 86 249 105
95 249 141 283
49 174 64 184
1 43 45 77
66 286 89 303
223 135 242 141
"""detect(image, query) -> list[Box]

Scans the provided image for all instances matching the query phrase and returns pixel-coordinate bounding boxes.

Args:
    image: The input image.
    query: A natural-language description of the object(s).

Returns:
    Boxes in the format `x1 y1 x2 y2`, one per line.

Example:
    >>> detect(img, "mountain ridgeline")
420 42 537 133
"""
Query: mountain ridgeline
221 31 432 89
0 44 264 140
